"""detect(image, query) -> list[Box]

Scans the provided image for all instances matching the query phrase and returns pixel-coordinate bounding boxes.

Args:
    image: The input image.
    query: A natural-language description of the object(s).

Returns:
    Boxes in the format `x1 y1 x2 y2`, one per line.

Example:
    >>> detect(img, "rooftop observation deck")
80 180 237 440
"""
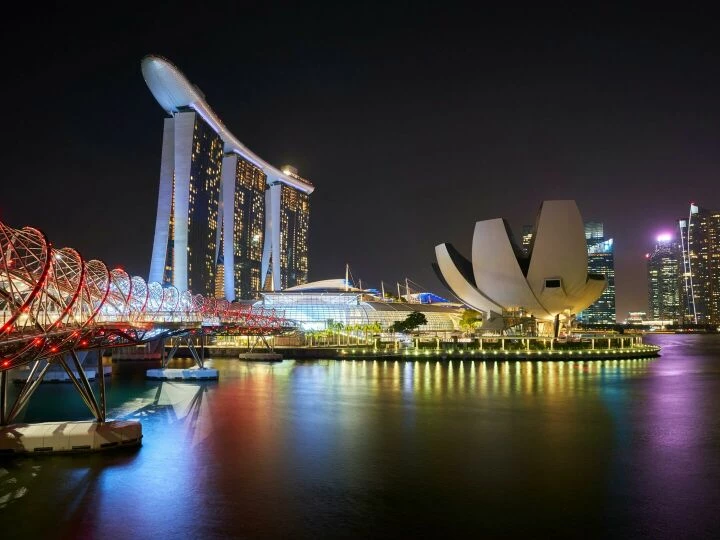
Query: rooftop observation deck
141 54 314 194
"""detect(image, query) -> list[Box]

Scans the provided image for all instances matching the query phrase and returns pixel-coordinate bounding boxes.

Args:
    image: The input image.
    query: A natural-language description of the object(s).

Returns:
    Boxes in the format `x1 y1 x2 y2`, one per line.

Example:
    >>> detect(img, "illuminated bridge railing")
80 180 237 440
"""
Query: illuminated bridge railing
0 219 294 371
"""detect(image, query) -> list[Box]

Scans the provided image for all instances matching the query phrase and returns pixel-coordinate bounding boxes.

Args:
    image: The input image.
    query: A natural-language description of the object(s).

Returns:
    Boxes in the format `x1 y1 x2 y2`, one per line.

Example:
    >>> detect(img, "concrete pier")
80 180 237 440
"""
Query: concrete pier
146 367 219 381
0 420 142 455
237 352 283 361
12 365 112 384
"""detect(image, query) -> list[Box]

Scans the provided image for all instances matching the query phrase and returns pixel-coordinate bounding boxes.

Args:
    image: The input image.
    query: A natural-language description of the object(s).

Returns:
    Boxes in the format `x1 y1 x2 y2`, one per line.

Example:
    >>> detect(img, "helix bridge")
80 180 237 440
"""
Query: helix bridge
0 219 297 426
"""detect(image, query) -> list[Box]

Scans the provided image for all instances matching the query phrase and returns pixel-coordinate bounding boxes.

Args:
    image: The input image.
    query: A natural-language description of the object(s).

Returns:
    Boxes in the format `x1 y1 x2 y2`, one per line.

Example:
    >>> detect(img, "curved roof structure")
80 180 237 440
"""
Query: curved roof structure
284 278 362 293
435 200 606 322
141 55 314 194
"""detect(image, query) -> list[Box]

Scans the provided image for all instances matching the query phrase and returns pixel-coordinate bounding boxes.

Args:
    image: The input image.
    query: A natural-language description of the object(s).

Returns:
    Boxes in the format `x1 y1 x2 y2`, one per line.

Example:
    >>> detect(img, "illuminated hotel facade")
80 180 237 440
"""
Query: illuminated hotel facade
143 55 313 299
271 167 310 289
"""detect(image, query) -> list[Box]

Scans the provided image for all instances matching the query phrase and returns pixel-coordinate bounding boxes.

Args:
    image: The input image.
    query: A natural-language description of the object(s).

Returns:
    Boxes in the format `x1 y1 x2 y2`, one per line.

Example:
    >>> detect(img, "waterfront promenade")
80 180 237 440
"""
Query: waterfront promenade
178 334 659 361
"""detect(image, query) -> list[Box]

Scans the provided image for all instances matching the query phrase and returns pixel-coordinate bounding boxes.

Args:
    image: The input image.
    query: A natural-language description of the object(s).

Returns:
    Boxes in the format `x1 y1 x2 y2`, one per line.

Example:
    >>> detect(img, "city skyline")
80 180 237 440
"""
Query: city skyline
2 6 720 316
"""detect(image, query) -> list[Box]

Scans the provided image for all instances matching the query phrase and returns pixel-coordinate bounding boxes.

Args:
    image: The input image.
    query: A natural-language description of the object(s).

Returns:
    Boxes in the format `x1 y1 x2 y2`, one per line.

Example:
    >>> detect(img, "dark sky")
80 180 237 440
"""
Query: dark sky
1 4 719 318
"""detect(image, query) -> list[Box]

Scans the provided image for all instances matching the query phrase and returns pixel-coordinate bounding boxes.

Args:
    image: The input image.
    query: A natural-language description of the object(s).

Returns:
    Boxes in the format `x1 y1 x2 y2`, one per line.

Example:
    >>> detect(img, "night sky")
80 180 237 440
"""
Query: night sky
1 5 718 318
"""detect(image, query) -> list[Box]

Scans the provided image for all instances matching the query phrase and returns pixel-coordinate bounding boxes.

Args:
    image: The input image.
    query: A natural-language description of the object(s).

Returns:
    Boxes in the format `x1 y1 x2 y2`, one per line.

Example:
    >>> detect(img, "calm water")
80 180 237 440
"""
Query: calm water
1 334 719 539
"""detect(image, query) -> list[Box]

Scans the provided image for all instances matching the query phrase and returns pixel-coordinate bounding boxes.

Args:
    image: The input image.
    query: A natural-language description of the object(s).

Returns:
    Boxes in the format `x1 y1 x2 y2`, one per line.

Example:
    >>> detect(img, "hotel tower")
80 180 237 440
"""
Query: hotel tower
142 55 313 299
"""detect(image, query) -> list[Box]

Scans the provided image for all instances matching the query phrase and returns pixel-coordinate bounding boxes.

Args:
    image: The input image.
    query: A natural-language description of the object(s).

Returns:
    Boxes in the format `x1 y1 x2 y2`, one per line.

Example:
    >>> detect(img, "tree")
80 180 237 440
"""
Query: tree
326 320 346 345
459 309 483 334
390 311 428 334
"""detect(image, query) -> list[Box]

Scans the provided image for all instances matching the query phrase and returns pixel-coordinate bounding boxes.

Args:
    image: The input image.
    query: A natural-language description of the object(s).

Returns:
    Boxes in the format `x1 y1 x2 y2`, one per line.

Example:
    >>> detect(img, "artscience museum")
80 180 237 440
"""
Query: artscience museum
434 200 606 336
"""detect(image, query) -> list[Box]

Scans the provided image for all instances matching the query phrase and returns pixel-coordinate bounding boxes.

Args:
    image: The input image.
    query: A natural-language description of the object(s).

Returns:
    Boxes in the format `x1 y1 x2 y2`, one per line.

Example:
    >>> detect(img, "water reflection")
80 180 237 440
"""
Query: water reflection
2 341 719 538
0 461 38 508
277 358 654 400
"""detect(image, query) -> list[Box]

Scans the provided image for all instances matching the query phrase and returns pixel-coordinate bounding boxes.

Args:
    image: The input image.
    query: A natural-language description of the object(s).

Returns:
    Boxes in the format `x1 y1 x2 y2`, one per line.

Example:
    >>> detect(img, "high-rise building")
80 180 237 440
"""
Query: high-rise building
518 220 614 324
679 203 720 324
221 154 266 299
584 221 604 243
149 109 223 296
577 222 616 324
274 167 310 289
646 234 681 322
521 225 534 256
143 55 314 298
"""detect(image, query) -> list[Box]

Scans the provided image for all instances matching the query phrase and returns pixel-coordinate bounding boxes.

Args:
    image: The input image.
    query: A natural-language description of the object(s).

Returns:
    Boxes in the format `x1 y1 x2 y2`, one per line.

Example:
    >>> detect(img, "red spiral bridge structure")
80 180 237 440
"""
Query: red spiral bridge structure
0 219 296 426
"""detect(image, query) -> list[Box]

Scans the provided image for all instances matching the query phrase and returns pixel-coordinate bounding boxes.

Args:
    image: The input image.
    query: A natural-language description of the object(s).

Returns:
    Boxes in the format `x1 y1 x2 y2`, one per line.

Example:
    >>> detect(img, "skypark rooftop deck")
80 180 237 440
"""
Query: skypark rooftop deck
141 54 314 194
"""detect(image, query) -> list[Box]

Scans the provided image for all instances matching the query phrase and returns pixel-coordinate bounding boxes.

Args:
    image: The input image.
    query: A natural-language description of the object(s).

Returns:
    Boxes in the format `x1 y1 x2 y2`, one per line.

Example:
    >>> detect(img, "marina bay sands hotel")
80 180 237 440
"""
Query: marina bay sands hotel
142 55 313 299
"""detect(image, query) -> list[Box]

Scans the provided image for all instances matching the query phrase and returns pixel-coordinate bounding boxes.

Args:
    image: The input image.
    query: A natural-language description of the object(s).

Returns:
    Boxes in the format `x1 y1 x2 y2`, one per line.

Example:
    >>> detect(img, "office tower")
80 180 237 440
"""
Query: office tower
584 221 604 243
647 234 681 322
577 222 616 324
679 204 720 324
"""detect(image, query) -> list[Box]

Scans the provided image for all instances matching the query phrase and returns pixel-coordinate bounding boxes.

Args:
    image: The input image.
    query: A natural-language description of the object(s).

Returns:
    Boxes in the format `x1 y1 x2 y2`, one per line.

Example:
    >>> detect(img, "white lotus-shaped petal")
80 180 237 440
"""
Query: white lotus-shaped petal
434 200 606 322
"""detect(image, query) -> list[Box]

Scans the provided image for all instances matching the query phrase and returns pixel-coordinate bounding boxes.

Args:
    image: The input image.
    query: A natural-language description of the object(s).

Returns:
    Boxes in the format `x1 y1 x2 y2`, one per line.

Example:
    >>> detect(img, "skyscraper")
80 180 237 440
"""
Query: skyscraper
521 224 534 256
272 167 310 289
647 234 681 322
519 220 614 324
584 221 604 243
142 55 314 298
679 203 720 324
577 222 616 324
221 154 266 299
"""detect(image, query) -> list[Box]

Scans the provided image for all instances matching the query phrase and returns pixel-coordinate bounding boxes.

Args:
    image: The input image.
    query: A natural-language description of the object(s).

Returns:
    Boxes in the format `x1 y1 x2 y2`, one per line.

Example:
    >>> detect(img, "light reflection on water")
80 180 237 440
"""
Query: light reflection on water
1 334 719 538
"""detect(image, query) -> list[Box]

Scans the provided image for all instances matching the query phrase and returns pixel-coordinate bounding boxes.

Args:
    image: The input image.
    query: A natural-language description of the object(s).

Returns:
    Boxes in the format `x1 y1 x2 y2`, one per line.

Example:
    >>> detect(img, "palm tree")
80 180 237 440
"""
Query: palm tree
459 309 483 336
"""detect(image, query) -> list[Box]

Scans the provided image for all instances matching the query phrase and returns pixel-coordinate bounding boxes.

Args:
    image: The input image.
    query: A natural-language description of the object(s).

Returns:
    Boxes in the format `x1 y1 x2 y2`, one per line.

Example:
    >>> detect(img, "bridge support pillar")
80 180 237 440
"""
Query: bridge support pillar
187 337 204 369
148 334 217 380
59 351 105 422
97 349 106 422
249 335 273 353
2 359 52 426
163 338 181 368
0 370 7 426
